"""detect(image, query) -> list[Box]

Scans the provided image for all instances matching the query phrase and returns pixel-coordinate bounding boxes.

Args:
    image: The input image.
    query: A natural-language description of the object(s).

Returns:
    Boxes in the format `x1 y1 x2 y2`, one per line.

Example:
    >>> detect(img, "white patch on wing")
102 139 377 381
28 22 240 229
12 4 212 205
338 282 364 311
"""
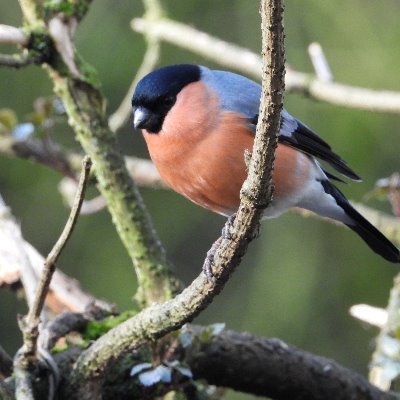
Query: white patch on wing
280 109 298 137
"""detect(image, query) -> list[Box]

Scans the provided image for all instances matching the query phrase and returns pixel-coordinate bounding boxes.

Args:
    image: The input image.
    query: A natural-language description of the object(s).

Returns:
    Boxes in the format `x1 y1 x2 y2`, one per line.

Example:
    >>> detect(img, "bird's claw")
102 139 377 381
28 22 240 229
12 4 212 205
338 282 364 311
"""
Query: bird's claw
203 248 216 283
222 213 236 240
202 237 223 283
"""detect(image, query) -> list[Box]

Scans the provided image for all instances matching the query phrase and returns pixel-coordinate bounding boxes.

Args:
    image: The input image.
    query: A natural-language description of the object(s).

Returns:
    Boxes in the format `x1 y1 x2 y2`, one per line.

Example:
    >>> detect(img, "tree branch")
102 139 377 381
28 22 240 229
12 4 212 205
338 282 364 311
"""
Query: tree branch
24 155 92 340
186 328 399 400
108 0 162 132
35 3 181 307
64 1 285 398
0 24 28 45
18 0 43 27
13 156 91 400
370 274 400 391
131 16 400 113
1 134 398 245
52 326 399 400
0 52 41 68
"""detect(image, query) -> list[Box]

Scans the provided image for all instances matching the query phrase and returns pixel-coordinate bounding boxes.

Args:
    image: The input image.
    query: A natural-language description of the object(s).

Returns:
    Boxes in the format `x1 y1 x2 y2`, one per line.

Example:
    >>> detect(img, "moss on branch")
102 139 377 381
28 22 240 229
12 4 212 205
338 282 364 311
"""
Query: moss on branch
46 67 180 306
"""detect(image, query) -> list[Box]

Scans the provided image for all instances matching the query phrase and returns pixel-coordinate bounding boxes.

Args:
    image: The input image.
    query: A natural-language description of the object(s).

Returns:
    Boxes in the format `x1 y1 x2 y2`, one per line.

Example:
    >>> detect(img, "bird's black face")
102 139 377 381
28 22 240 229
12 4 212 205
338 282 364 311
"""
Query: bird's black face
132 64 201 133
132 94 177 133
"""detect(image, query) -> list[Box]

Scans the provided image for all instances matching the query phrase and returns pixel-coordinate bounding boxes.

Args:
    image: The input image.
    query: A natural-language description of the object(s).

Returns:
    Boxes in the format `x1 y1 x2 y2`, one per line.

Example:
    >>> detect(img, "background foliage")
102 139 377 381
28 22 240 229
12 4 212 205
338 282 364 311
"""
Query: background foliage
0 1 399 398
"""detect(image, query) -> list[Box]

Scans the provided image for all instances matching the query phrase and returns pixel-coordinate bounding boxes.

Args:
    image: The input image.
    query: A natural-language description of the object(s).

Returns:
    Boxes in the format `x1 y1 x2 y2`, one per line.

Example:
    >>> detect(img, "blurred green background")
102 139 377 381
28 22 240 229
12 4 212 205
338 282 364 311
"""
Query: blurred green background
0 1 399 399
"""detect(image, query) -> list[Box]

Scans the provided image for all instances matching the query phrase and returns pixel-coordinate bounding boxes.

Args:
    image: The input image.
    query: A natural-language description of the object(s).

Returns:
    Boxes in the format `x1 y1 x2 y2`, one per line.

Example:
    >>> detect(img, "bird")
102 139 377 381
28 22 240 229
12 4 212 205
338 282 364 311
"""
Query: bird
131 64 400 264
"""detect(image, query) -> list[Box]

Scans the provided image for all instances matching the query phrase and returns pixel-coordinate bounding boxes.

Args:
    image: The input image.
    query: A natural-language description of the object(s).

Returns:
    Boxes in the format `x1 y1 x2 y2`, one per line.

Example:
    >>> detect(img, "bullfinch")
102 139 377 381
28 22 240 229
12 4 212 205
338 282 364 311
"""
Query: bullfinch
131 64 400 264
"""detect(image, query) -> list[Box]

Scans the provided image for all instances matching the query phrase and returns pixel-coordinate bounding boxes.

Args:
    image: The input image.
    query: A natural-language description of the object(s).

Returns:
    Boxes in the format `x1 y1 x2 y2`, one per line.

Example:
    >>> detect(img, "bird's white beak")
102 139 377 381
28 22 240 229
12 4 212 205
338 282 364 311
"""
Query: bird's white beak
133 106 151 130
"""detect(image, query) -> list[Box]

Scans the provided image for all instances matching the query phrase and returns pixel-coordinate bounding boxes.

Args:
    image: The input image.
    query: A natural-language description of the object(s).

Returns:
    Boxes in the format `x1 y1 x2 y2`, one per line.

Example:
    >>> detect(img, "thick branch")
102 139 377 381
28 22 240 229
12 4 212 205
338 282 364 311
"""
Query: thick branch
187 329 399 400
54 326 399 400
36 9 180 306
131 17 400 113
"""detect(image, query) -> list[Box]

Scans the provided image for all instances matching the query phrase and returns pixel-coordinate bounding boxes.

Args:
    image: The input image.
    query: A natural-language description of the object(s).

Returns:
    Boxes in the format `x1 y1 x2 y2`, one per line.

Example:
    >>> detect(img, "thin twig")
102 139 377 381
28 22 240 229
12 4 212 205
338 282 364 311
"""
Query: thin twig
25 156 92 340
131 17 400 113
108 38 160 132
0 53 39 68
14 155 92 394
18 0 43 27
308 42 333 82
108 0 162 132
349 304 387 328
0 24 28 45
48 17 80 78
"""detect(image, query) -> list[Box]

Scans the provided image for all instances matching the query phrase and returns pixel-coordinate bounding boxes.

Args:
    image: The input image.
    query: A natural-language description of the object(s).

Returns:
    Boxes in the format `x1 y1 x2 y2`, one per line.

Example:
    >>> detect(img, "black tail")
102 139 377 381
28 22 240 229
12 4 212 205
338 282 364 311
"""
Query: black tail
321 181 400 263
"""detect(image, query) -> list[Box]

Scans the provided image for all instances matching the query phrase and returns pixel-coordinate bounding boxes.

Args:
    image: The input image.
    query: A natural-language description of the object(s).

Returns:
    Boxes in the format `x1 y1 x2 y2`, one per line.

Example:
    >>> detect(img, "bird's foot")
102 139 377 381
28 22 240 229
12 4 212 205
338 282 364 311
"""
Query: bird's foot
222 213 236 240
202 237 223 283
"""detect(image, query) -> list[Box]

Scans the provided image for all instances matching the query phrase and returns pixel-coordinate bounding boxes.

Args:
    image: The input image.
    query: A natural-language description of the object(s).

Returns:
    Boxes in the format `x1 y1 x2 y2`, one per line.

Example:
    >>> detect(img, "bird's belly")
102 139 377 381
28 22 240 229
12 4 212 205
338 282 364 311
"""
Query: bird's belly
147 137 311 218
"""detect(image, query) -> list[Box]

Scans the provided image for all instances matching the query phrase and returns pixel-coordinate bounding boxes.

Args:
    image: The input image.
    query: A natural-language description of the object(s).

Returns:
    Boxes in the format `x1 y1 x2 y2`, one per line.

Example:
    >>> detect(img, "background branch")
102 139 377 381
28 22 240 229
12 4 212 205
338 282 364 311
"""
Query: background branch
131 16 400 113
370 274 400 390
0 196 38 309
1 133 398 244
0 217 112 314
39 326 400 400
186 328 399 400
108 0 162 133
0 24 28 45
0 53 40 68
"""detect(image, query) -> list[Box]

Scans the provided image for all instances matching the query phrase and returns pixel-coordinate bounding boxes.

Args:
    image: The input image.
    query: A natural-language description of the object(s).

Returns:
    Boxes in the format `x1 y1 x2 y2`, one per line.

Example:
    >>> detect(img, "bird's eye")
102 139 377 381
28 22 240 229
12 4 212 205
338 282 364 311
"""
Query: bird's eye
163 96 176 108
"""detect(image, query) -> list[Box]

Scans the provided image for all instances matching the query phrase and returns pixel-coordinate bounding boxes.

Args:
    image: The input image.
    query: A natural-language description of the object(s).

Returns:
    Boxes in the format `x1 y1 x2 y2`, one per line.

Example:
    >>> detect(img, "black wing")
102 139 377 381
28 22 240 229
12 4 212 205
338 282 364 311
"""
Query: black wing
250 110 361 181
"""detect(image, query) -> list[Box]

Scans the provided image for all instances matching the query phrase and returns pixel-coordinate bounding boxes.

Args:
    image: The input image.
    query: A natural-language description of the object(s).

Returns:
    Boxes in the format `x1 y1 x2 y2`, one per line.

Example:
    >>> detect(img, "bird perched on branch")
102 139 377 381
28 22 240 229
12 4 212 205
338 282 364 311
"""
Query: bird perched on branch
131 64 400 264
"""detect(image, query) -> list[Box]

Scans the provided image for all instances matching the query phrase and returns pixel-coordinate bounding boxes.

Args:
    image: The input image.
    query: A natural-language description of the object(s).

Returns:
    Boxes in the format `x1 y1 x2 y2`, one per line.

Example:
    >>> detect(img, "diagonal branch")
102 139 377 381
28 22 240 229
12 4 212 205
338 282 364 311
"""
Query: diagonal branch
65 1 285 398
18 0 43 27
32 1 182 307
14 156 91 395
24 156 92 338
